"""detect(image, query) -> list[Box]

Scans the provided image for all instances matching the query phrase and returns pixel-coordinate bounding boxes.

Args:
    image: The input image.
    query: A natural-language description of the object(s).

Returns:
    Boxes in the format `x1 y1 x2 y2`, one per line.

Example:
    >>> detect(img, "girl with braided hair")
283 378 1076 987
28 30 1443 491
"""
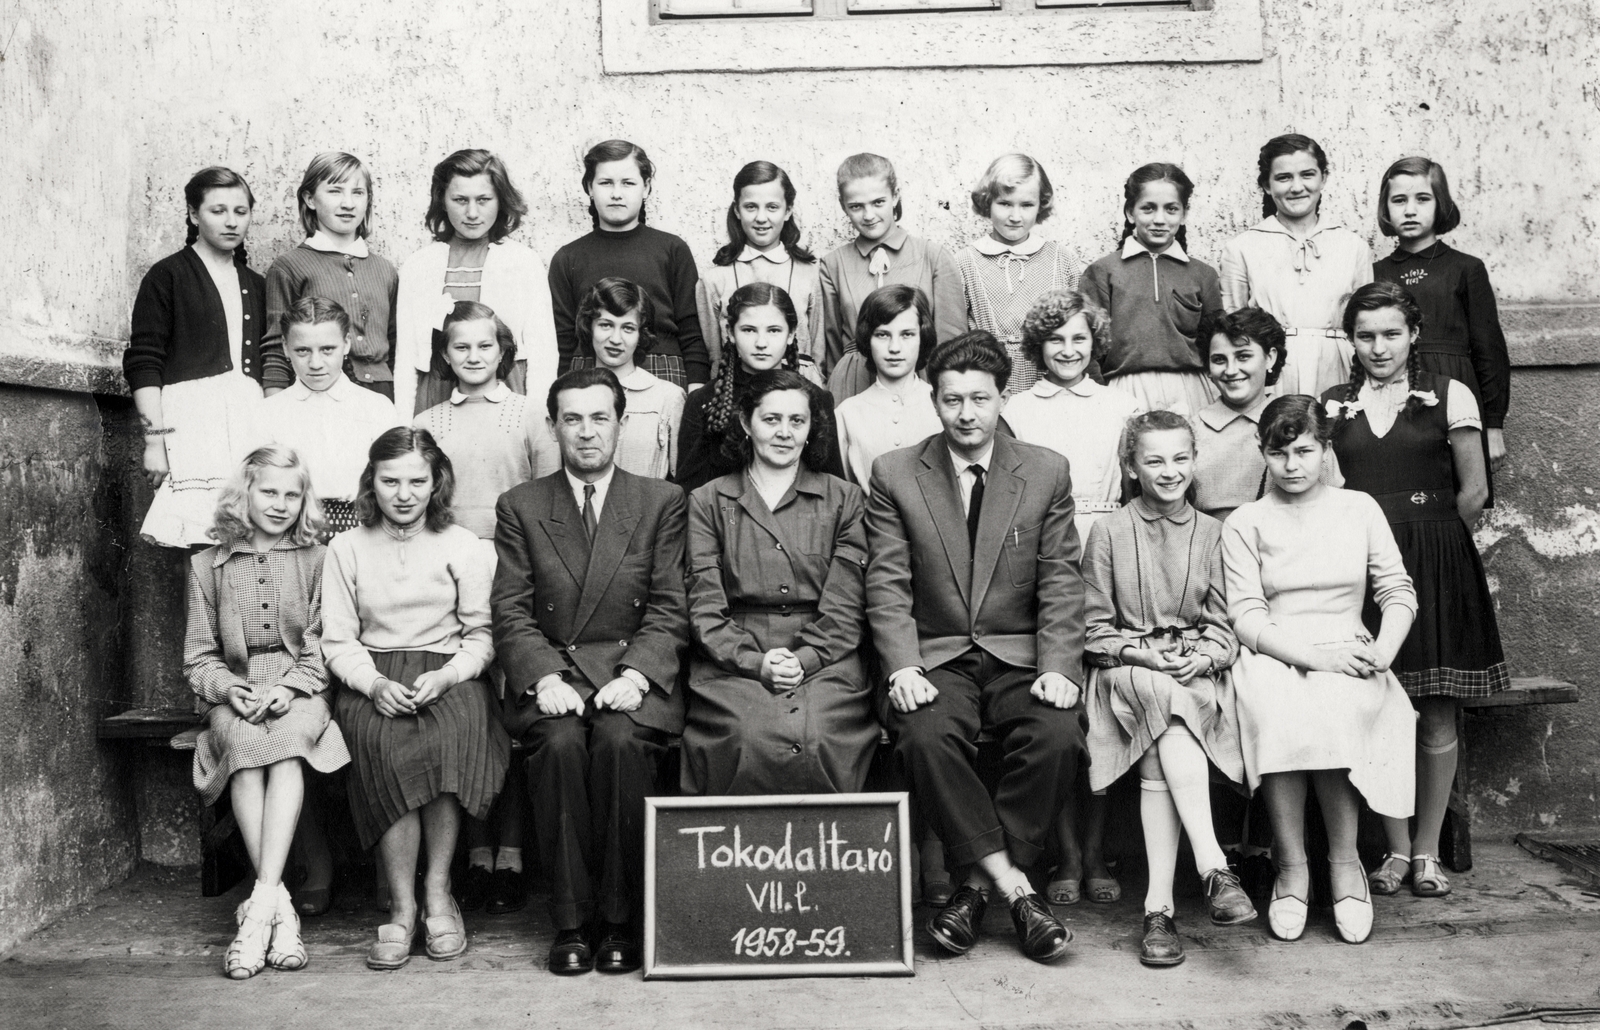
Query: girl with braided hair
675 282 843 492
1320 281 1506 902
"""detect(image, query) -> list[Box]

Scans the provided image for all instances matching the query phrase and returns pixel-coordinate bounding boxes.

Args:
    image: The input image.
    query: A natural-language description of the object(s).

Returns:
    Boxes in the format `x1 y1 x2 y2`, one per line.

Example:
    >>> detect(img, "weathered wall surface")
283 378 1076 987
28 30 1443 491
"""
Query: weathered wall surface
0 0 1594 944
0 388 138 954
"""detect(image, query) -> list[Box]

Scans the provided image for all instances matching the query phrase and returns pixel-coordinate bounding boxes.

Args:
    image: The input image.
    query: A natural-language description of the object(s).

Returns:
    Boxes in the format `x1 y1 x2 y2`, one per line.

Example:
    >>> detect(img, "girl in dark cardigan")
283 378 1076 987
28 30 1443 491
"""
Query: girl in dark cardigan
124 166 269 546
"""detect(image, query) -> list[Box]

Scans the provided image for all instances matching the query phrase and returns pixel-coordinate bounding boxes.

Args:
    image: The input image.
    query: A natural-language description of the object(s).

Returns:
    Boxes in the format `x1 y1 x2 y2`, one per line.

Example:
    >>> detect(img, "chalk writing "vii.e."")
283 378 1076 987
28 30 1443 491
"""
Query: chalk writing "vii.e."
677 821 895 874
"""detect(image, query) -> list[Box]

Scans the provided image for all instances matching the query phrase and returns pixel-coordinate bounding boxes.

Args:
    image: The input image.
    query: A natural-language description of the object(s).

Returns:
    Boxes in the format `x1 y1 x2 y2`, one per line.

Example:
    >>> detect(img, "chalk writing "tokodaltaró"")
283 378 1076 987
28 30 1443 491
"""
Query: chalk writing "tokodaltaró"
677 821 896 874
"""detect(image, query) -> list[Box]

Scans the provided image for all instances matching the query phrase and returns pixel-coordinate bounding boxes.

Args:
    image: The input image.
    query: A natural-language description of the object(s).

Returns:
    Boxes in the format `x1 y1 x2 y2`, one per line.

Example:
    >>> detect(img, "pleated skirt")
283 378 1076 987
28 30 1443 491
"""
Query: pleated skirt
336 650 511 849
1231 646 1416 817
1085 665 1245 793
1367 518 1510 699
193 692 351 806
1107 370 1218 414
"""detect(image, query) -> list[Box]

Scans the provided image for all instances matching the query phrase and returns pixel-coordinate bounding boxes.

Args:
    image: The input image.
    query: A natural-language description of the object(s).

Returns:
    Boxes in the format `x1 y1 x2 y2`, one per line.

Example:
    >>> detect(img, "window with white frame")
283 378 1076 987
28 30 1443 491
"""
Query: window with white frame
603 0 1259 72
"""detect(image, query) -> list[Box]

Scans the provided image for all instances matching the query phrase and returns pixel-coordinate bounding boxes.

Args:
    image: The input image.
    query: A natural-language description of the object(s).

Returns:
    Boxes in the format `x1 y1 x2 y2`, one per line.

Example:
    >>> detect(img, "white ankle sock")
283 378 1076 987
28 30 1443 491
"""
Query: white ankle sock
494 847 523 874
467 847 494 871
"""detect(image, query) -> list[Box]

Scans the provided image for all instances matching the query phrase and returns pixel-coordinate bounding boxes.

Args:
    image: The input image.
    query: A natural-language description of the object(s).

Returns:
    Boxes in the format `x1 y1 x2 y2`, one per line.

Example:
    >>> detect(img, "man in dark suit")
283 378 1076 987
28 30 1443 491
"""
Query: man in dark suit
865 332 1086 963
492 367 688 976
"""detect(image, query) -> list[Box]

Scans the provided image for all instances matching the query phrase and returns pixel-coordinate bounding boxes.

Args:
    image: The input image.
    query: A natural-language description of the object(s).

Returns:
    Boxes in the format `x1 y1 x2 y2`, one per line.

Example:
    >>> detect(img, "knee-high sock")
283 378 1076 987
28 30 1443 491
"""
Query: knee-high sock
1413 738 1459 859
1141 777 1180 915
1155 726 1229 875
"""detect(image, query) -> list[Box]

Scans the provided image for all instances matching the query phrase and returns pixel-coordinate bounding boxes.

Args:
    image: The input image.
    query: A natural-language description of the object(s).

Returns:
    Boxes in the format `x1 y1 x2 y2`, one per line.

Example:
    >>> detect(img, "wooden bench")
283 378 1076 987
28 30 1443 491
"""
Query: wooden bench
97 676 1580 891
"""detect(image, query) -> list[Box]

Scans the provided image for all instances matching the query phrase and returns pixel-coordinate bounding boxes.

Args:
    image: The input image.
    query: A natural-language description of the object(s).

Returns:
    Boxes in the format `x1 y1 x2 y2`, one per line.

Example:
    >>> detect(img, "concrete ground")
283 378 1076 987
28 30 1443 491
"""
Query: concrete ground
4 840 1599 1030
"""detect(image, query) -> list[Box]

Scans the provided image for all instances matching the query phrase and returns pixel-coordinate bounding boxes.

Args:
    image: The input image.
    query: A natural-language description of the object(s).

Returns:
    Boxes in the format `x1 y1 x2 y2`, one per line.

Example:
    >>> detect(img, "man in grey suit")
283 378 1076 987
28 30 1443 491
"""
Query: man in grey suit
866 332 1086 963
492 367 688 977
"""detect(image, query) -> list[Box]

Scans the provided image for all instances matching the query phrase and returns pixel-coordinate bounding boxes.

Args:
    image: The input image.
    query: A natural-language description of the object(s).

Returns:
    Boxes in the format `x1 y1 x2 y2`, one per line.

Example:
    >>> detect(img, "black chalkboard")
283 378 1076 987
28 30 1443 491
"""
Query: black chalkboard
643 792 914 979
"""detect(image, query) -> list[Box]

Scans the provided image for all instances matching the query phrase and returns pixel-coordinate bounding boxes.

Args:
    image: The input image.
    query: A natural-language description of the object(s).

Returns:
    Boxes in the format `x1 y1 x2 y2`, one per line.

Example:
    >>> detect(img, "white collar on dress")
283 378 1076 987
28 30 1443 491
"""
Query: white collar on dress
1248 215 1346 239
450 382 512 405
1027 376 1101 400
1197 390 1272 431
736 245 792 266
285 375 360 402
617 366 660 392
1121 235 1189 263
303 232 370 258
972 235 1047 258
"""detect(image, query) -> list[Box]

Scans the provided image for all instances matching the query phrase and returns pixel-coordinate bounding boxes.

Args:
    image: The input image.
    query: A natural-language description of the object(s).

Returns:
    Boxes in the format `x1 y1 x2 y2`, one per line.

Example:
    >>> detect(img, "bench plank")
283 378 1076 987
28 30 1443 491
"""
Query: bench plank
1464 677 1581 712
98 707 200 740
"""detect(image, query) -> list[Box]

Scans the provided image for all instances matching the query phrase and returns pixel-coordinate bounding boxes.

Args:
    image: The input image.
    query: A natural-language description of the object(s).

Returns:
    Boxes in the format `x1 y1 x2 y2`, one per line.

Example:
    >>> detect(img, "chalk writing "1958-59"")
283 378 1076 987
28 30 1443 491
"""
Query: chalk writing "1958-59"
731 926 848 958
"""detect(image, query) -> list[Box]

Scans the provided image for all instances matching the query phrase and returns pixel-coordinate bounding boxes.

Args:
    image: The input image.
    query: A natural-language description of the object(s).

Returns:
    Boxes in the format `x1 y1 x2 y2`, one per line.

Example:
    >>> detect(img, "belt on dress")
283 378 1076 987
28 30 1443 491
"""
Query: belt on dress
730 603 820 616
246 643 285 655
1372 488 1458 523
1076 500 1120 514
1282 326 1345 339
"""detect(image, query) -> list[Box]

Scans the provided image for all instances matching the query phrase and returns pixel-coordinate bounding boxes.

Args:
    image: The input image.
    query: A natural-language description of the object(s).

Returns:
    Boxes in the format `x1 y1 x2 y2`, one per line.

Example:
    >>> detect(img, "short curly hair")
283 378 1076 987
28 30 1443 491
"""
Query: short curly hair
1196 306 1288 387
1020 290 1109 372
927 331 1011 397
970 153 1054 222
576 277 659 361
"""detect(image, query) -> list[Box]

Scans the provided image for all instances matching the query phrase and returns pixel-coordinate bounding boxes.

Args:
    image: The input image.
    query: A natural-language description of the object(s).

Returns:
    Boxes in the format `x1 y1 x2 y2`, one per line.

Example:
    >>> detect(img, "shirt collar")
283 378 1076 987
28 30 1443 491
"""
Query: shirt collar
303 232 370 259
450 382 512 405
285 377 354 402
736 245 792 266
1131 495 1195 524
565 464 616 501
1383 240 1450 264
1027 376 1100 400
1197 390 1272 431
1121 235 1189 263
617 366 658 391
853 224 909 258
947 441 995 476
1251 215 1345 238
972 234 1047 258
212 536 301 567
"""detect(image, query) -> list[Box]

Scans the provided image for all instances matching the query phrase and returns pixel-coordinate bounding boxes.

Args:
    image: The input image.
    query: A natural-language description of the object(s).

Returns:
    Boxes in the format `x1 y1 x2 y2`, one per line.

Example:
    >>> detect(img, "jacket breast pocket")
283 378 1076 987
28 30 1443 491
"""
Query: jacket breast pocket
793 513 837 556
1170 288 1204 338
1003 522 1042 588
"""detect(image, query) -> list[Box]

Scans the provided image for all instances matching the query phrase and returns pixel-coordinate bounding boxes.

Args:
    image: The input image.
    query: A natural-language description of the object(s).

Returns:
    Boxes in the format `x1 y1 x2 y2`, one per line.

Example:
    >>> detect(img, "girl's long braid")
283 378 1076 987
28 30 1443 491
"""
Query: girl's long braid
1401 344 1425 417
1332 357 1366 435
185 217 251 268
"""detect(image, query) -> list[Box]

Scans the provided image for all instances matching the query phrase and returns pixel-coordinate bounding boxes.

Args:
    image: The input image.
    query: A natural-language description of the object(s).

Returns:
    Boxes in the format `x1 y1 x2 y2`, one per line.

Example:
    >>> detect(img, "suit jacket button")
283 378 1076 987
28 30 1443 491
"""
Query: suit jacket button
567 644 577 652
779 585 789 593
632 599 641 607
775 544 783 551
618 640 628 648
546 603 555 611
790 744 801 754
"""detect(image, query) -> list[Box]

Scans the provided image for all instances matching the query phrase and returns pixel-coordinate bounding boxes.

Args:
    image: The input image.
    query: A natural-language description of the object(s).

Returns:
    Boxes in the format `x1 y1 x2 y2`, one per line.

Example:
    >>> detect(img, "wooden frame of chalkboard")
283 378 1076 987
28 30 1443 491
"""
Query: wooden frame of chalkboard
643 792 914 979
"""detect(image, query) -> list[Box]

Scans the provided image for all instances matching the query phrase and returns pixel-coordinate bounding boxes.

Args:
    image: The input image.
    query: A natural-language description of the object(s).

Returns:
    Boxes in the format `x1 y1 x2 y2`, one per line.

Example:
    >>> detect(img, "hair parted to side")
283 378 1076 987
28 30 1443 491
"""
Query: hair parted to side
1332 281 1426 432
1020 289 1109 372
546 366 628 424
1118 409 1198 501
1256 133 1328 220
854 284 936 377
430 301 517 383
736 368 834 473
281 295 351 341
582 140 654 231
354 427 455 532
577 277 659 360
836 153 902 221
927 331 1012 397
1376 156 1461 237
425 149 527 243
184 166 257 267
970 153 1054 222
1257 394 1330 452
209 445 325 548
1196 306 1288 386
705 282 803 445
1120 162 1194 251
297 152 373 239
714 161 815 266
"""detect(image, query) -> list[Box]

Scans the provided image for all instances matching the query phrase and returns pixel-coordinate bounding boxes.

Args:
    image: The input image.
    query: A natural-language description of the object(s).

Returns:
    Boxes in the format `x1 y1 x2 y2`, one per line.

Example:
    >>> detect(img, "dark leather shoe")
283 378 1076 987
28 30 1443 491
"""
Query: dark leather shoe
454 865 491 913
927 884 986 954
1009 892 1071 962
484 868 526 915
1202 867 1257 925
546 928 593 975
593 923 641 974
1139 910 1185 966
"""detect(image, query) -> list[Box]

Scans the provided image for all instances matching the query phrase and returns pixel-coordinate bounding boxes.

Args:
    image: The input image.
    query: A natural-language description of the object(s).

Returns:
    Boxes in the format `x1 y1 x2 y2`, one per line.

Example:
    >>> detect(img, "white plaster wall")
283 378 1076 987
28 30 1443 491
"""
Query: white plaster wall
0 0 1595 368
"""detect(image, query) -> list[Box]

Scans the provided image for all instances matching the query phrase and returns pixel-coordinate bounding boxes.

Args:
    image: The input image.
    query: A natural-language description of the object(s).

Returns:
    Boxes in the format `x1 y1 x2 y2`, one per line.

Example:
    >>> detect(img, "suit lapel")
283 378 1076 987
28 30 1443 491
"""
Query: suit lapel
572 470 642 636
538 478 590 587
969 436 1025 619
915 439 970 609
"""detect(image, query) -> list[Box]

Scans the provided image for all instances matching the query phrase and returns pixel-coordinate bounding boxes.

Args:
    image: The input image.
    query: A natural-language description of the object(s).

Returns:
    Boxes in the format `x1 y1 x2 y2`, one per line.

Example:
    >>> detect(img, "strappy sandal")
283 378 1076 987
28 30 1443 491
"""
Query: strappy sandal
1368 852 1411 896
1086 877 1122 904
266 884 307 971
1411 854 1452 898
224 892 274 980
424 898 468 961
367 921 416 971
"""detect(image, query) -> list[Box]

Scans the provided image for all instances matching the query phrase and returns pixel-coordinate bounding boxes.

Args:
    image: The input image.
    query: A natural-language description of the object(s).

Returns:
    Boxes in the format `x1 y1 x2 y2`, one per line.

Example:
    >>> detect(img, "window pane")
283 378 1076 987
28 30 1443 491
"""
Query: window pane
847 0 1001 11
660 0 813 16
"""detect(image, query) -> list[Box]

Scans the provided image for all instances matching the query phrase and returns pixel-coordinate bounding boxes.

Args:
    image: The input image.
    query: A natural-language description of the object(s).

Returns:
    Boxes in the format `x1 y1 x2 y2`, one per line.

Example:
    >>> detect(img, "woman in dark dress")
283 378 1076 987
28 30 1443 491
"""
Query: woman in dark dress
681 369 876 795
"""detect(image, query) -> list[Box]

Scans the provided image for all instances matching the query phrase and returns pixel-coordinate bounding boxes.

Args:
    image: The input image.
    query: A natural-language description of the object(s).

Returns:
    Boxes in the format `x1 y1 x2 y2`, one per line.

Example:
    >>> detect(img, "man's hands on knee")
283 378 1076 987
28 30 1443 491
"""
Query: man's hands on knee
1030 672 1079 710
593 676 645 713
888 669 939 713
534 672 585 716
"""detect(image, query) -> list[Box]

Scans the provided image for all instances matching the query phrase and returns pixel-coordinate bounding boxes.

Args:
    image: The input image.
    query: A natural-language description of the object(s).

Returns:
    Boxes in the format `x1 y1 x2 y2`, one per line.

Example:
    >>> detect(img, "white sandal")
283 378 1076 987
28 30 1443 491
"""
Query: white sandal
225 886 276 980
266 884 307 971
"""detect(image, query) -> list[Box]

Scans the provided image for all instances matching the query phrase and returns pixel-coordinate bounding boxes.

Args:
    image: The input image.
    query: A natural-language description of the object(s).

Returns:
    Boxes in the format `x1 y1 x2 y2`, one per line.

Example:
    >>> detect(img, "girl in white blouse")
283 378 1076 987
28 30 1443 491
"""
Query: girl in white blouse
578 277 687 480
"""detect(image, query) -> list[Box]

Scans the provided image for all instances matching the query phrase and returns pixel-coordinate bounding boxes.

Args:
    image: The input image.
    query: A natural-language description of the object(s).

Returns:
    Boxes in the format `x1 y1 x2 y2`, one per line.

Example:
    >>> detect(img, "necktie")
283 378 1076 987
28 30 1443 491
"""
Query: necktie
966 466 985 548
582 484 598 543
